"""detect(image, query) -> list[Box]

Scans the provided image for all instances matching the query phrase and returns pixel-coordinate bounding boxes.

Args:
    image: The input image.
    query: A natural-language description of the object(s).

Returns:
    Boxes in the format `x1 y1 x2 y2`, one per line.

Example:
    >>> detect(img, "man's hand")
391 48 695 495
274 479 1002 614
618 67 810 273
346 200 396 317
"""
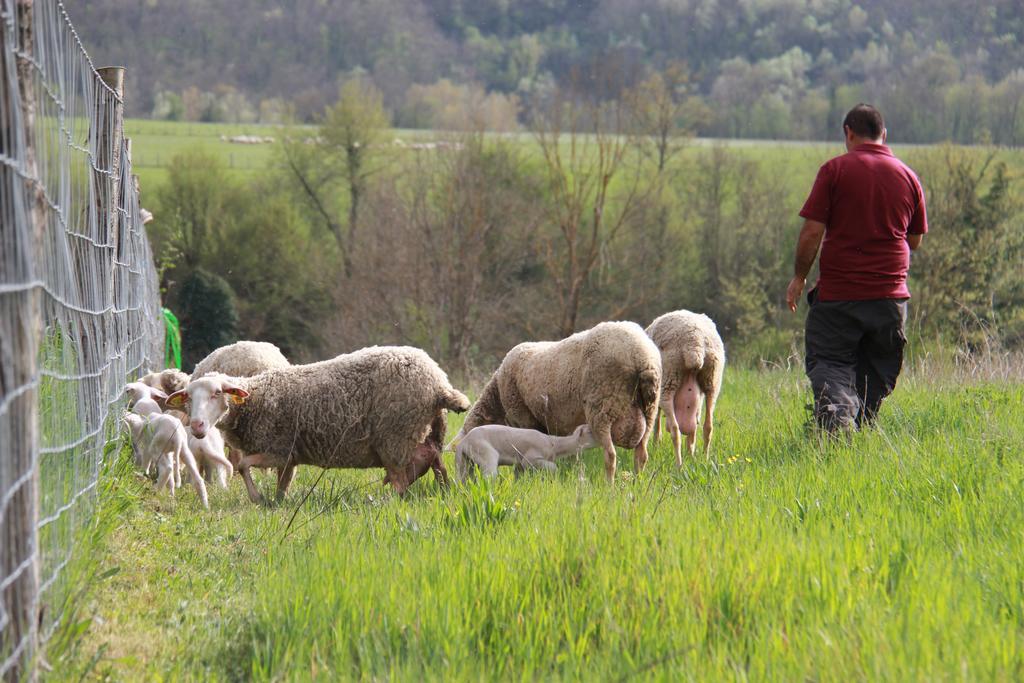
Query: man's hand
786 276 806 312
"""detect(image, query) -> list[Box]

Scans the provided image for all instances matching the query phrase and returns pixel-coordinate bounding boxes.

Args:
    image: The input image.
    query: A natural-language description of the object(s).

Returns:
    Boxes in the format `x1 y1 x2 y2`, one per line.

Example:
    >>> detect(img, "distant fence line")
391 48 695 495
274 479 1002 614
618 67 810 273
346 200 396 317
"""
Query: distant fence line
1 0 163 679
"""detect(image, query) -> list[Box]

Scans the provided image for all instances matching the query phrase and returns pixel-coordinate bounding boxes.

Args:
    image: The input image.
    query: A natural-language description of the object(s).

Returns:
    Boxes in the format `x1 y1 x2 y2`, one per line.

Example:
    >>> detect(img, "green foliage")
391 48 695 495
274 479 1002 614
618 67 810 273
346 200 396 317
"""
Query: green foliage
176 268 239 371
81 1 1024 143
58 369 1024 680
909 147 1024 348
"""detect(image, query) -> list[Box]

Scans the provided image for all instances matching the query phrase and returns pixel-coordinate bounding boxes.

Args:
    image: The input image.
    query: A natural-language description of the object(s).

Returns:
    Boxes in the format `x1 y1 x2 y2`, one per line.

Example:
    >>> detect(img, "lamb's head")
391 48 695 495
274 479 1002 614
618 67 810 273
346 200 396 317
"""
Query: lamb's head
167 373 249 438
571 424 597 450
122 411 144 438
125 381 166 406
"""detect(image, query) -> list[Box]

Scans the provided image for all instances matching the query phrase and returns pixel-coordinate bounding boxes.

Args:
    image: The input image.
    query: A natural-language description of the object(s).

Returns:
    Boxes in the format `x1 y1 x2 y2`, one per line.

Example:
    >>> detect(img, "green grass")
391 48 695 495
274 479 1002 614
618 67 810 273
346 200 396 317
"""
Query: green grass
124 118 1024 210
60 366 1024 681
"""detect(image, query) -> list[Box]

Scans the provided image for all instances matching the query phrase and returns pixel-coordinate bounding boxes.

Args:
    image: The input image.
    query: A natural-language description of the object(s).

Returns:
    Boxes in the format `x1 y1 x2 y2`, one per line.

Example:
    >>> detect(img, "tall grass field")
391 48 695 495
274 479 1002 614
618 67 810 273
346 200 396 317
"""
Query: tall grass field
56 362 1024 681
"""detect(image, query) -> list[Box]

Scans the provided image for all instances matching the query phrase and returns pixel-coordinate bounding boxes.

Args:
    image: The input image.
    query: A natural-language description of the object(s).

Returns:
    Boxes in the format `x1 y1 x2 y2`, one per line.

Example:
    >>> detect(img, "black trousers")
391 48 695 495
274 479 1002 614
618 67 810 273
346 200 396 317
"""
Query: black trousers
804 289 908 431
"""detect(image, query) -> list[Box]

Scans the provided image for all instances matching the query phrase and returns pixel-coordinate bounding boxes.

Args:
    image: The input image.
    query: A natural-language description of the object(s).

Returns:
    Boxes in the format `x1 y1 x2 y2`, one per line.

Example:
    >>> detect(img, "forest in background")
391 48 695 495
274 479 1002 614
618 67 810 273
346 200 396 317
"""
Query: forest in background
79 0 1024 144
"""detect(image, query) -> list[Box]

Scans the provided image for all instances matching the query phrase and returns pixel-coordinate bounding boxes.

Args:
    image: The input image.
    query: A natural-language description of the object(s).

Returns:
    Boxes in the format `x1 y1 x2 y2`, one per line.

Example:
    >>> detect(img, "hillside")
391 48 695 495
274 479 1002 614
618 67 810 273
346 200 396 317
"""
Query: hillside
78 0 1024 143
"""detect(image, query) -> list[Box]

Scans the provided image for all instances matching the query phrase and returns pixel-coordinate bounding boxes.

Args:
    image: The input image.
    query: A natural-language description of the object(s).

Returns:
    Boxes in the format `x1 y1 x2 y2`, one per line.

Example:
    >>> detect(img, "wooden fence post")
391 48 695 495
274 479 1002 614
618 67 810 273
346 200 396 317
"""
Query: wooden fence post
1 1 43 680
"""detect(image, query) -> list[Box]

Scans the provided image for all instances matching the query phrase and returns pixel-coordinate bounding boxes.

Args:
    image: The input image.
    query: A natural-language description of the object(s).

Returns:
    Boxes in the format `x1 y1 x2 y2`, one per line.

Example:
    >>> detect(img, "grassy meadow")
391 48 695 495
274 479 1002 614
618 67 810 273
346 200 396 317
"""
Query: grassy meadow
59 119 1024 680
54 361 1024 681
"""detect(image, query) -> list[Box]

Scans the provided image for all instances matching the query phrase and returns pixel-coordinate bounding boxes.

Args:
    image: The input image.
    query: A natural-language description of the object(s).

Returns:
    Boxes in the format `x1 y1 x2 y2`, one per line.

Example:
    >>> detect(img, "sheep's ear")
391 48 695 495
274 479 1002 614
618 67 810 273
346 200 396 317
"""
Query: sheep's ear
166 390 188 408
151 389 168 402
223 386 249 404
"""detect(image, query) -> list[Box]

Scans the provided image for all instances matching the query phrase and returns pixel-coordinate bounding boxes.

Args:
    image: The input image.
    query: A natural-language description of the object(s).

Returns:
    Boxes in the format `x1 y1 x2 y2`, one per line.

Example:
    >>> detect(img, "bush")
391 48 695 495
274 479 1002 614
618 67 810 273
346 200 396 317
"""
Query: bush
175 268 239 371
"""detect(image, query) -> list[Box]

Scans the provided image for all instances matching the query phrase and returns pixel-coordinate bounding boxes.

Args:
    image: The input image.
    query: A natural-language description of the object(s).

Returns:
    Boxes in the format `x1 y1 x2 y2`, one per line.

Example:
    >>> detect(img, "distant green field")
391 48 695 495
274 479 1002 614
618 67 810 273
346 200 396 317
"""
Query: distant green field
61 365 1024 680
125 118 1023 206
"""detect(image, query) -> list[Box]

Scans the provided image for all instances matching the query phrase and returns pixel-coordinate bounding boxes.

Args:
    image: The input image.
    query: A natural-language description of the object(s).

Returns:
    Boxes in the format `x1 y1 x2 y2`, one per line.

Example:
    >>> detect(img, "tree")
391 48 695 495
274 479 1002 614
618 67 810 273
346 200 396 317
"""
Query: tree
532 76 651 337
281 76 390 276
626 62 695 174
176 268 239 371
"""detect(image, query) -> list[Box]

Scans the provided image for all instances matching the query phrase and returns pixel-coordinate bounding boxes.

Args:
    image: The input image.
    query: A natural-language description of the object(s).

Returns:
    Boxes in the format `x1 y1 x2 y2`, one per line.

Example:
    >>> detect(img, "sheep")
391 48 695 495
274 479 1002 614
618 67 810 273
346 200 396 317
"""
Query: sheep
456 321 661 482
125 381 166 418
138 368 191 412
123 412 209 509
191 340 289 380
139 368 190 396
645 310 725 464
455 424 597 480
167 346 470 504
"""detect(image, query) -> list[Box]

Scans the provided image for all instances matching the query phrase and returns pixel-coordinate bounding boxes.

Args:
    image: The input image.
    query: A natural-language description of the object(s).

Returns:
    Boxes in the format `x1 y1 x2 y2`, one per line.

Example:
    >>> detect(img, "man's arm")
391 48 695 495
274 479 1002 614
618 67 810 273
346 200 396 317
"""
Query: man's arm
907 233 923 250
786 219 826 312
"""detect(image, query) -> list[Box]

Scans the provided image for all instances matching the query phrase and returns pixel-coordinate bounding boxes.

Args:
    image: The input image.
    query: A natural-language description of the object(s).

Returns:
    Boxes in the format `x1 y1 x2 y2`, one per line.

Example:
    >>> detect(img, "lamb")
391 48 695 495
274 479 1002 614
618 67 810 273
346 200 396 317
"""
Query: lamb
167 346 470 503
123 412 209 508
645 310 725 464
455 424 597 479
139 368 190 398
455 321 661 482
125 381 166 417
191 340 289 379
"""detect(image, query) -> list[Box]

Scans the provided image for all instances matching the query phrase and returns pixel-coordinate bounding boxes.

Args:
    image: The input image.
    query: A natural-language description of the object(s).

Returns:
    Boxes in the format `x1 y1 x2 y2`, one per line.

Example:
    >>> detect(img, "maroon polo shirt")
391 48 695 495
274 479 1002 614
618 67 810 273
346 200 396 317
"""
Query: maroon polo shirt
799 143 928 301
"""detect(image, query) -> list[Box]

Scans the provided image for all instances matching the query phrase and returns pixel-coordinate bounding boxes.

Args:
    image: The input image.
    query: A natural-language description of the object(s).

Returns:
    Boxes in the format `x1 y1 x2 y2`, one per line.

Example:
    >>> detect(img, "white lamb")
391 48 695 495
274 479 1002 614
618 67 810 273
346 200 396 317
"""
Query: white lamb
125 381 166 417
456 424 597 480
123 412 209 508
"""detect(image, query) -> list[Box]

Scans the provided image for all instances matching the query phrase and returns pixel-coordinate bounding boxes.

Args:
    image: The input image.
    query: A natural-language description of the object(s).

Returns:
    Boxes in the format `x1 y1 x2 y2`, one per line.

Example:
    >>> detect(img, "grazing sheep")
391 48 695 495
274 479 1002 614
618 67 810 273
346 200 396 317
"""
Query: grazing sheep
188 426 234 489
645 310 725 464
456 424 597 479
167 346 470 503
456 321 661 482
191 340 289 380
123 412 209 509
125 382 165 418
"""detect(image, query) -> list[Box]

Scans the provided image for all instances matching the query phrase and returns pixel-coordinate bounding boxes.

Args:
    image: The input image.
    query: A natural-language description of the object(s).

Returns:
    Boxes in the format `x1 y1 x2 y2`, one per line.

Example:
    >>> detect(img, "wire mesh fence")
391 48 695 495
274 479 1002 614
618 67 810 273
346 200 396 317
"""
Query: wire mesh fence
1 0 163 677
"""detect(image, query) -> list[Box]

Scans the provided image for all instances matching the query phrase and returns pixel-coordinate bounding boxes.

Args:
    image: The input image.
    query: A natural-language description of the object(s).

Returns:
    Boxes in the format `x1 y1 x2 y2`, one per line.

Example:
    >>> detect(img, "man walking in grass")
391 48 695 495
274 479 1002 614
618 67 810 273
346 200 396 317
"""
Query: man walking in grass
786 104 928 432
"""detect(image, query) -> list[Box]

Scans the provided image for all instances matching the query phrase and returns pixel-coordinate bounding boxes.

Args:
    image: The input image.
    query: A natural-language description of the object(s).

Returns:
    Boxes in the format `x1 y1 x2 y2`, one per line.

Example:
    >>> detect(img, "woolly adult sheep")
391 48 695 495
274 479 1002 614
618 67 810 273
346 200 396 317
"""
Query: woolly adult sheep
456 321 661 482
191 340 290 379
645 310 725 464
168 346 470 503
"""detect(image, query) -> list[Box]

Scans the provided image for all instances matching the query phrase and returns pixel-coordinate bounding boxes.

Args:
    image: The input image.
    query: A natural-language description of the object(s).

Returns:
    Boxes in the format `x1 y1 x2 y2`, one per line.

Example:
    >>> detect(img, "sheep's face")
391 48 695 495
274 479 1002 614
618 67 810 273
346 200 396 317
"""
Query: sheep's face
572 424 597 449
167 374 249 438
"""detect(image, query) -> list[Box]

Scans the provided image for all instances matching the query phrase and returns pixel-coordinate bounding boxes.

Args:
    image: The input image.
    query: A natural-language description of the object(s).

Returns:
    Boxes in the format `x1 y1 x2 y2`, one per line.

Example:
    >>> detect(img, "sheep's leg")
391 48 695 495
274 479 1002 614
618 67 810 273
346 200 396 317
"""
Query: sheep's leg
477 444 501 478
595 424 617 482
661 396 683 467
275 465 297 502
652 407 663 443
702 388 717 459
156 461 172 494
430 454 450 491
173 448 183 489
237 453 282 504
180 445 209 509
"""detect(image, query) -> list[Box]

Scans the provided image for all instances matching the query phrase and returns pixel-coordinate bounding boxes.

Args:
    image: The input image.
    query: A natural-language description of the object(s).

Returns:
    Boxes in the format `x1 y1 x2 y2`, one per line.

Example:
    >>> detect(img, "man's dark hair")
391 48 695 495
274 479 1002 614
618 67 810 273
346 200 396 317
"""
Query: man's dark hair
843 104 884 140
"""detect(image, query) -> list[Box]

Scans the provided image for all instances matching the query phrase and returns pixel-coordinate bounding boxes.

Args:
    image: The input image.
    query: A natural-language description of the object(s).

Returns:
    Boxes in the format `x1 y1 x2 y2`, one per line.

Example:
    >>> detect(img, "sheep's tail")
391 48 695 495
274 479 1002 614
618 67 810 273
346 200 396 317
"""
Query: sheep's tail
635 367 661 414
439 387 471 413
680 345 705 372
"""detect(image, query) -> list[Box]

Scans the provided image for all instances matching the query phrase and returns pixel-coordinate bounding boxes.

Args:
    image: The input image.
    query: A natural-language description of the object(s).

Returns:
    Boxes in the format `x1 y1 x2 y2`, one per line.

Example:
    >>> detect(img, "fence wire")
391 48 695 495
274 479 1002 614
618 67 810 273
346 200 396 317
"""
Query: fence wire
1 0 163 676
